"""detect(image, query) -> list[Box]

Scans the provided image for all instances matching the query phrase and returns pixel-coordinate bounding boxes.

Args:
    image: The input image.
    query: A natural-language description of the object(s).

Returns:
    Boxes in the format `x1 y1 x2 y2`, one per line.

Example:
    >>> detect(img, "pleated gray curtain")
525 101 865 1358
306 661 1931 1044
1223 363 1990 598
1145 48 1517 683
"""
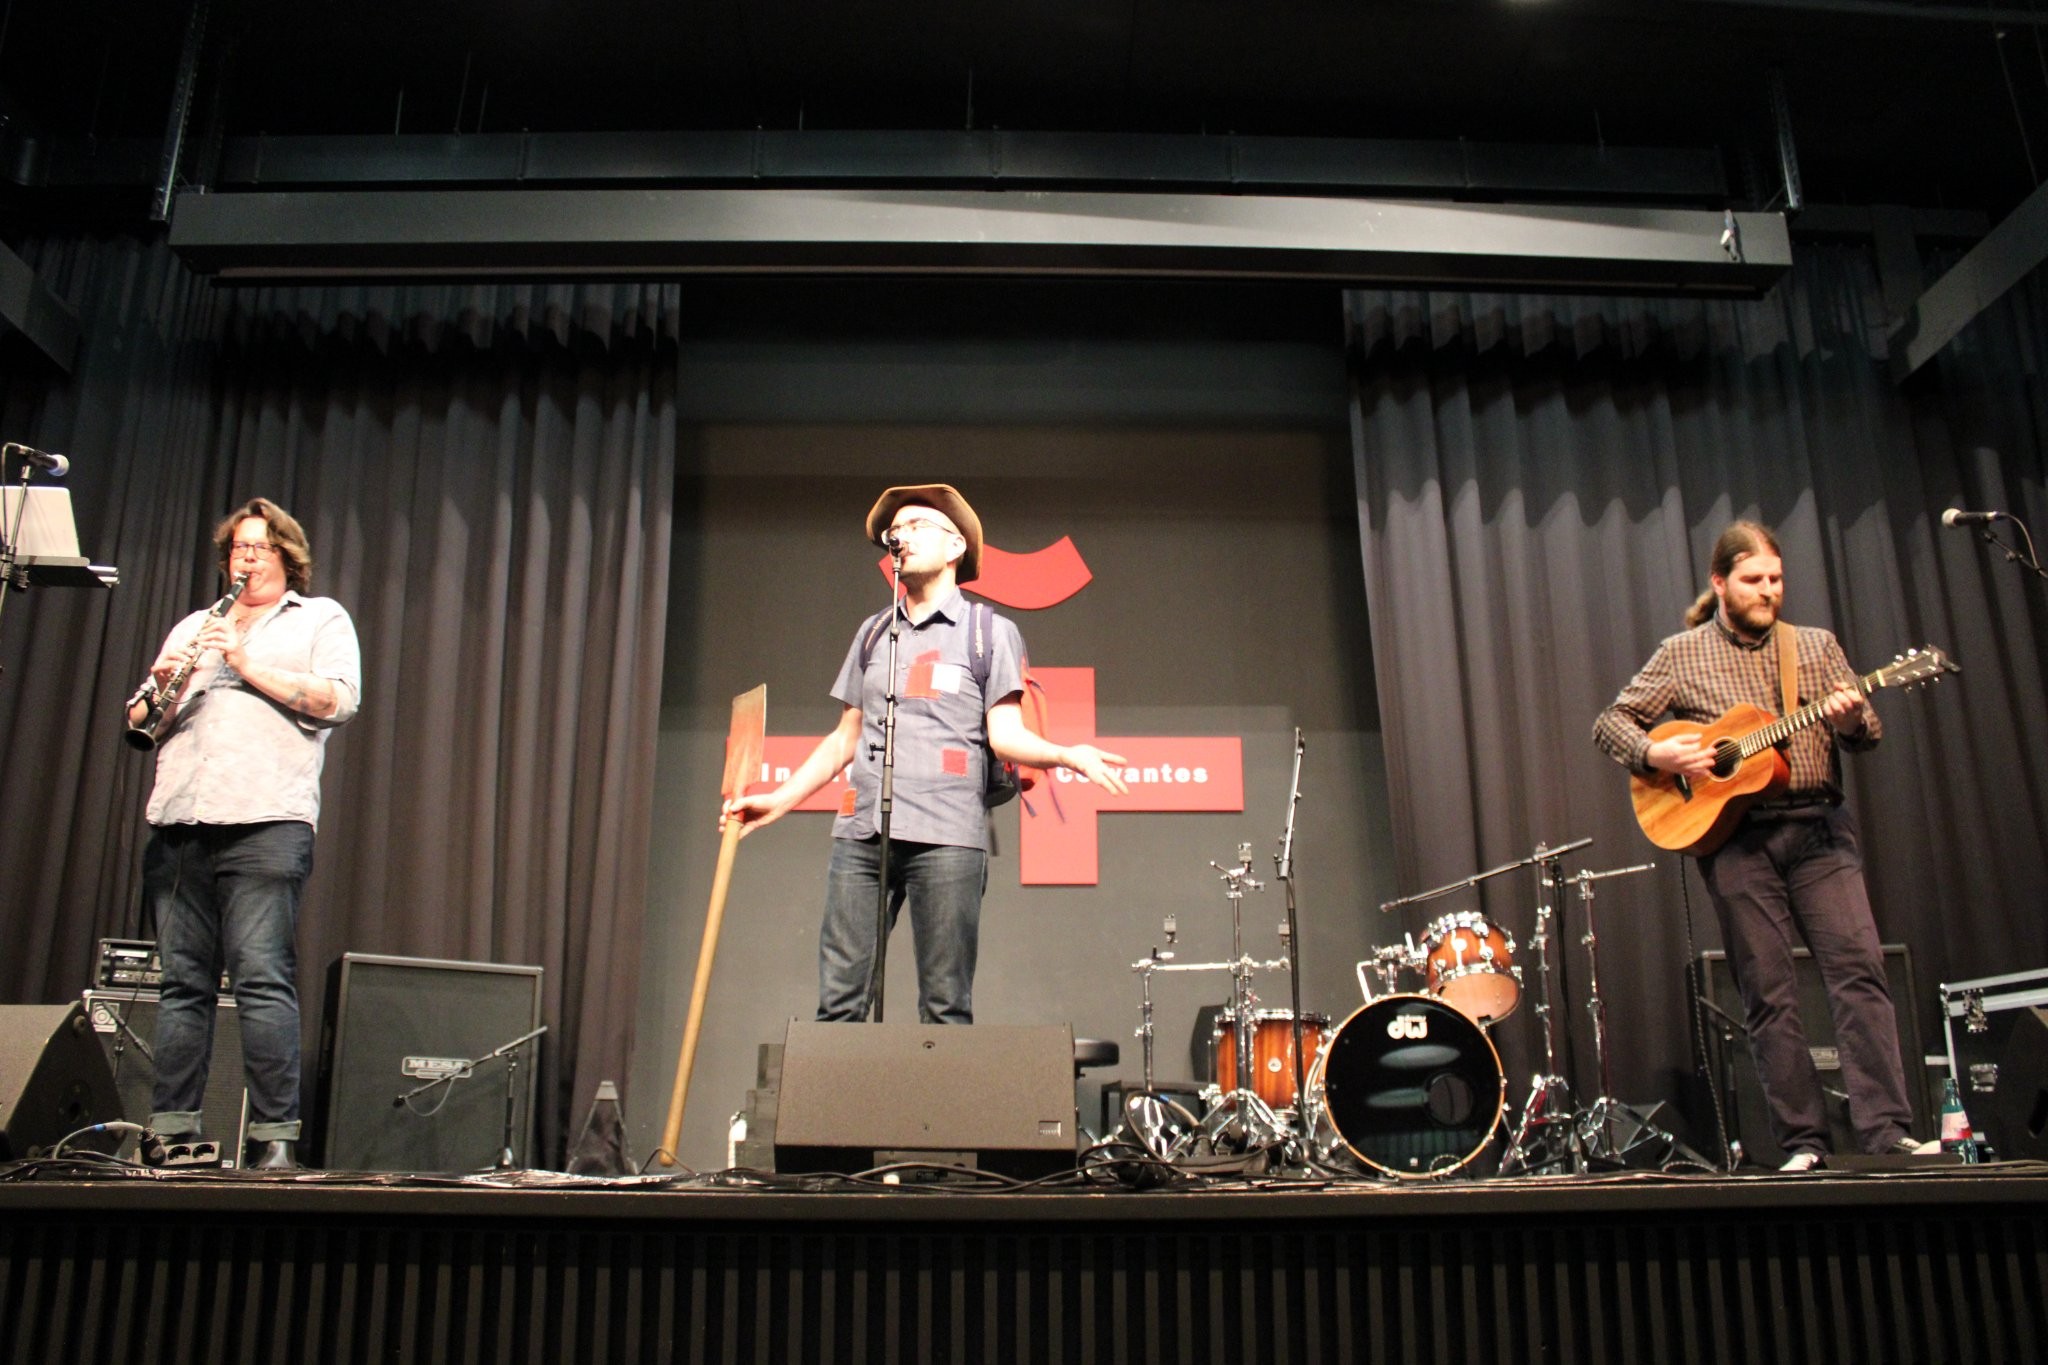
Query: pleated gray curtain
0 237 677 1164
1347 242 2048 1131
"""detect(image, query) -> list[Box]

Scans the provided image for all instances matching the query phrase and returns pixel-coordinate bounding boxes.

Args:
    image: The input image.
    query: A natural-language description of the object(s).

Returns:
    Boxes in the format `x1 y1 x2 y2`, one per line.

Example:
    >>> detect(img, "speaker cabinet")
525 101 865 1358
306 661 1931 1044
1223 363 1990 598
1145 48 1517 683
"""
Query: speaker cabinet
0 1002 123 1160
774 1021 1076 1178
318 954 543 1172
1698 944 1928 1162
82 990 249 1163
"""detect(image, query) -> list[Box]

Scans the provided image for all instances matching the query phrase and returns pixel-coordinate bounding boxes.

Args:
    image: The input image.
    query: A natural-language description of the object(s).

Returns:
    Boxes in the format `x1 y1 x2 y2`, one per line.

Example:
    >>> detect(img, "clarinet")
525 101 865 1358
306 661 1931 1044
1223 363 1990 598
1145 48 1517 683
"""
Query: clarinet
125 573 251 752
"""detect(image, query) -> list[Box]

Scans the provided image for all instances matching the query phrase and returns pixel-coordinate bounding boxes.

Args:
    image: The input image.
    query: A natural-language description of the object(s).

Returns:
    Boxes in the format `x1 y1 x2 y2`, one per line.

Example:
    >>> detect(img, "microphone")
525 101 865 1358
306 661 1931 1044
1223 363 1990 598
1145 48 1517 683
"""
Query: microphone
1942 508 2005 527
881 530 905 553
2 442 69 477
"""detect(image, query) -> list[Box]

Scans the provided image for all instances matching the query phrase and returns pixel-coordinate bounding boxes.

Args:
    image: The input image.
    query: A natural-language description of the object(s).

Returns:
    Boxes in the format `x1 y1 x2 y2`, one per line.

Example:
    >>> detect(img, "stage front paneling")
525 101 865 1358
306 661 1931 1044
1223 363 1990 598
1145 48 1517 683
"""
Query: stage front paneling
3 1172 2044 1364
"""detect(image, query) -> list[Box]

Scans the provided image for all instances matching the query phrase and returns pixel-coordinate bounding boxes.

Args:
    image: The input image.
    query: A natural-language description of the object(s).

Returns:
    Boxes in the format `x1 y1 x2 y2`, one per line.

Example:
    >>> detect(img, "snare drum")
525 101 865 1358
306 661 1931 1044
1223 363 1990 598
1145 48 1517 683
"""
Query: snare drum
1422 911 1521 1024
1213 1009 1328 1110
1306 994 1505 1179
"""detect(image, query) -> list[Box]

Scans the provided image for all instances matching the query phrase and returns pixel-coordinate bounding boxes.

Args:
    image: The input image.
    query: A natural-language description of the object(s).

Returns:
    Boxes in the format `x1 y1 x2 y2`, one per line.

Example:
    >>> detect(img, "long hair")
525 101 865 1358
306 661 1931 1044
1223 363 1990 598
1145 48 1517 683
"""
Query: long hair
214 497 314 594
1684 520 1781 627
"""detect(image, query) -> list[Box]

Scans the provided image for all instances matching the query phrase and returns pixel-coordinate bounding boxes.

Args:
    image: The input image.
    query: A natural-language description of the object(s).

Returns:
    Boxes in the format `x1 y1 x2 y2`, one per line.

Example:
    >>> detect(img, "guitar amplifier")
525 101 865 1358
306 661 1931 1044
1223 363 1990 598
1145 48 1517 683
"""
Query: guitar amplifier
82 990 249 1163
1698 944 1929 1163
96 938 231 993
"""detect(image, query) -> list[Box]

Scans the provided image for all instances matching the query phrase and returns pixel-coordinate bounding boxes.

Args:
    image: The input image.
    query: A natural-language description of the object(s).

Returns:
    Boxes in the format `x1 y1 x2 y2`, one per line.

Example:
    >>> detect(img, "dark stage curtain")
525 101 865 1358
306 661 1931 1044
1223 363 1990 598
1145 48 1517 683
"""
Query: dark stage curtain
1346 243 2048 1142
0 236 676 1164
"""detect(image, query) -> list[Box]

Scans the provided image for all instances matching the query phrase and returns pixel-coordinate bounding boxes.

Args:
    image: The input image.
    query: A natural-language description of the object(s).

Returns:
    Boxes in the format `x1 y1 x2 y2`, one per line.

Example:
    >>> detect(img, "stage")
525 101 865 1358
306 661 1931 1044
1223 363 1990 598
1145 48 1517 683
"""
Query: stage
4 1160 2044 1364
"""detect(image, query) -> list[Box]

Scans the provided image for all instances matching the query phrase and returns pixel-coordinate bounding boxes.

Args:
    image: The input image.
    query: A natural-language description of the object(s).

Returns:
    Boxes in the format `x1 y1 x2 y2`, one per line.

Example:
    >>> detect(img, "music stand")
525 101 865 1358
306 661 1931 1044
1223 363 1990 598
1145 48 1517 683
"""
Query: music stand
0 479 118 680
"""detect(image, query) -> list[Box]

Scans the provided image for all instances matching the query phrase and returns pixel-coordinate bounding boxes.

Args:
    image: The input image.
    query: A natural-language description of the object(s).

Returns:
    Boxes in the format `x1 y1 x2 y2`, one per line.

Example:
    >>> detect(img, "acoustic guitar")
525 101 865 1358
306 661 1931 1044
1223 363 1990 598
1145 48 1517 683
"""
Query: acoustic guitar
1630 645 1958 856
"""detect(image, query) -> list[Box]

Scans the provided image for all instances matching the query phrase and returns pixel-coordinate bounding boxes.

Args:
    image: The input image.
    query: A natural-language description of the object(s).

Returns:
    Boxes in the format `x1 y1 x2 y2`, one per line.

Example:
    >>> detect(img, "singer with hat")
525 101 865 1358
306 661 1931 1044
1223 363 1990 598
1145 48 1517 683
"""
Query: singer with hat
125 497 360 1170
721 483 1129 1024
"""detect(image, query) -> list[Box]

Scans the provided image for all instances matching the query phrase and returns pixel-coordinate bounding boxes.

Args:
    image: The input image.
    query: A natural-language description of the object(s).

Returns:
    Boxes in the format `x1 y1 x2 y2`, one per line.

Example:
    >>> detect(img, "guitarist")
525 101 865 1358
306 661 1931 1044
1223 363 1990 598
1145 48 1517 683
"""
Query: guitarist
1593 520 1928 1170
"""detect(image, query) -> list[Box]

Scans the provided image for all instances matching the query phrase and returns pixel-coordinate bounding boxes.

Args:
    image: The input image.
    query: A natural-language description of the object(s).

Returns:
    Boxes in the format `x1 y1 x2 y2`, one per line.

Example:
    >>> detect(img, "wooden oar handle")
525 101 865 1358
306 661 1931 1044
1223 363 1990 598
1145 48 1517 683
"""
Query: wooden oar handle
657 819 745 1166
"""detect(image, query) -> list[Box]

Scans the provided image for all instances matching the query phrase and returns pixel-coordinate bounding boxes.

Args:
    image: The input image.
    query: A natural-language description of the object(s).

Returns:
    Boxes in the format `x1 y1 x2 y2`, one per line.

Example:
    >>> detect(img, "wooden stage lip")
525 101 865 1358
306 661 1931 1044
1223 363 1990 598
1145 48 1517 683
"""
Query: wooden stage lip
4 1163 2046 1223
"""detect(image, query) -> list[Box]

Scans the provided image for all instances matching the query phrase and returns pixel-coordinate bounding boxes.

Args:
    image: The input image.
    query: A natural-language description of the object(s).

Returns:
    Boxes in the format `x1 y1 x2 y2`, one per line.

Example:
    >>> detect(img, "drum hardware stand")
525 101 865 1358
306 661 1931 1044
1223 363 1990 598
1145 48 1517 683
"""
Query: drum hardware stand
1375 835 1591 919
1272 728 1311 1149
1199 845 1294 1155
1497 838 1594 1177
1565 862 1707 1169
1354 938 1419 1002
1123 918 1201 1160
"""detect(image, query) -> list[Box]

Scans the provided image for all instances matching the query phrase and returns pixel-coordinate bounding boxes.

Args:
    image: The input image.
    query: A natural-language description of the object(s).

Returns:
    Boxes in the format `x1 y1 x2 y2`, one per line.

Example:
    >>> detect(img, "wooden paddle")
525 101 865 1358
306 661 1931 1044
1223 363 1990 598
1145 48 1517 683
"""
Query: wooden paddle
657 684 766 1167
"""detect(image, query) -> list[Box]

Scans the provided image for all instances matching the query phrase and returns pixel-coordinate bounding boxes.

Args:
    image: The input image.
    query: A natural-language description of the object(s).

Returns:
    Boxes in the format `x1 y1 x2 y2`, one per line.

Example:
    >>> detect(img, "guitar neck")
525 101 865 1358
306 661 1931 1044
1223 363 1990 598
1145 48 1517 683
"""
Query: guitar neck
1732 668 1881 761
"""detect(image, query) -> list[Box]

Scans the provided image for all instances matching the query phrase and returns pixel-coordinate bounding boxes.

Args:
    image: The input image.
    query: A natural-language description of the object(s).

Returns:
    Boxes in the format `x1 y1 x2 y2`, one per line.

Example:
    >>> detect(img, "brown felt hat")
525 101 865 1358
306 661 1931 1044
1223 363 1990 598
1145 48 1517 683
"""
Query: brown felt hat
865 483 984 583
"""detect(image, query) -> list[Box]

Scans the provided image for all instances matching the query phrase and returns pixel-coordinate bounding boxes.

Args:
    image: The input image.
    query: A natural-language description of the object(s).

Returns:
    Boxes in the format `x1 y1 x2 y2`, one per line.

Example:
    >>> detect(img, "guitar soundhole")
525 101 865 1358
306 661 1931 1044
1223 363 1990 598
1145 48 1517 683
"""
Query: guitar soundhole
1711 740 1742 778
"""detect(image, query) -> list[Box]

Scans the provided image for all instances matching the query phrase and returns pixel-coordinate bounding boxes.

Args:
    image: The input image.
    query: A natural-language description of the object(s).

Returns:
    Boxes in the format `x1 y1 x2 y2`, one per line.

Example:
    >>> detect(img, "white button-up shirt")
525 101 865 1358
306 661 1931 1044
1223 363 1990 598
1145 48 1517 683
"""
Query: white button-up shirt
143 591 362 830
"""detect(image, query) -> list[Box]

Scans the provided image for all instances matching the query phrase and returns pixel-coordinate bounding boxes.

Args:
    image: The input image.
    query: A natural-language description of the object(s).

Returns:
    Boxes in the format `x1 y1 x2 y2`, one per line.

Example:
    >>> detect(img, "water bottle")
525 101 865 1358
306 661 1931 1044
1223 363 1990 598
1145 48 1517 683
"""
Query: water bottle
1938 1076 1980 1164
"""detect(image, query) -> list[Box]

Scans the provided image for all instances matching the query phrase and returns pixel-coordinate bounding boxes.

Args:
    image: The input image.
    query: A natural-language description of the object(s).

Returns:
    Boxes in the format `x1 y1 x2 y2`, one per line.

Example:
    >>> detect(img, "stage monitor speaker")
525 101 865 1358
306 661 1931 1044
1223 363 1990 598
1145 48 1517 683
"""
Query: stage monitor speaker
0 1002 123 1160
83 990 248 1163
774 1021 1076 1178
1984 1007 2048 1161
1698 944 1929 1163
319 953 543 1172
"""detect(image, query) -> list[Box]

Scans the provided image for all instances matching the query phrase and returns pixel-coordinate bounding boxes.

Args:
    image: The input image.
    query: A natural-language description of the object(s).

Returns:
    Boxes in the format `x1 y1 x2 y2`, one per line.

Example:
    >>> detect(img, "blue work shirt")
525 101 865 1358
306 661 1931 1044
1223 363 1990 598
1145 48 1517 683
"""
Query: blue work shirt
829 586 1025 852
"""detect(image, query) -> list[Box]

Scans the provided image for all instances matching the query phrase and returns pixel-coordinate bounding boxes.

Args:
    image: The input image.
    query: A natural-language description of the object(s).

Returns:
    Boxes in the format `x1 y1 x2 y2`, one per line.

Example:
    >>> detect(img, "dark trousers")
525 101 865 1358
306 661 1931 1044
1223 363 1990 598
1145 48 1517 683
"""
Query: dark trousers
1697 806 1914 1156
143 820 315 1142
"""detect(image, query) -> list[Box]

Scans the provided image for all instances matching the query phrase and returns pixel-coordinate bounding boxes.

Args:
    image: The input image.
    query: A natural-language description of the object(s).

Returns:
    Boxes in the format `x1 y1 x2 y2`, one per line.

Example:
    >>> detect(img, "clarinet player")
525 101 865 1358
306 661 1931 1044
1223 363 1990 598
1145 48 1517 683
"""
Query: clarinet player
126 498 361 1170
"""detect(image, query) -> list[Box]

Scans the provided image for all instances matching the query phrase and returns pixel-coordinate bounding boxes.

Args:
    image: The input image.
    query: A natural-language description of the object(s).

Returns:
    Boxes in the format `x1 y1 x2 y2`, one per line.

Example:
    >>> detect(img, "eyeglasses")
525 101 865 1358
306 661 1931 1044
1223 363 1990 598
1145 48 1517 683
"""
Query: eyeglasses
888 517 958 540
230 540 280 558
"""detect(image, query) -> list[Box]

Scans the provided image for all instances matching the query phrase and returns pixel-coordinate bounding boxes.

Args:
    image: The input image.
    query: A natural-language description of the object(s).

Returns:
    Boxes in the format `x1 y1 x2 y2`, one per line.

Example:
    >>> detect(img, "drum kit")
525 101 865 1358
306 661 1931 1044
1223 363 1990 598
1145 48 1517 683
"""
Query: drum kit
1119 736 1700 1181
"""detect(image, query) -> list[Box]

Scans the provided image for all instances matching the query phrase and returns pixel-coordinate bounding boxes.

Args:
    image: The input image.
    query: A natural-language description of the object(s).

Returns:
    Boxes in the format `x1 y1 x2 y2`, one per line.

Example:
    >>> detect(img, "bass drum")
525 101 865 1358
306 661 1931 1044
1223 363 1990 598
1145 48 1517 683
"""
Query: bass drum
1307 995 1505 1180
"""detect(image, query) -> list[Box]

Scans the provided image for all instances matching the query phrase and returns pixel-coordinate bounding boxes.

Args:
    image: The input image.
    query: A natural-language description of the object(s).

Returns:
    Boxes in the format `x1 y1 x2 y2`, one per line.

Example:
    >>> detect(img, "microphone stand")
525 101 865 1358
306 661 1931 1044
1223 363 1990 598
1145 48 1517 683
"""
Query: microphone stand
0 456 38 680
388 1024 547 1171
1962 515 2048 581
1272 728 1309 1146
863 547 905 1023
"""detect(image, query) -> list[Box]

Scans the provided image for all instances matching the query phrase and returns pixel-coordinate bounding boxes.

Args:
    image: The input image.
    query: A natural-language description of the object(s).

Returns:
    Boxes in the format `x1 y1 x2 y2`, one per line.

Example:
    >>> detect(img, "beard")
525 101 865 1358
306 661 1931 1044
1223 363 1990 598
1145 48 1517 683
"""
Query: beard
1729 596 1780 634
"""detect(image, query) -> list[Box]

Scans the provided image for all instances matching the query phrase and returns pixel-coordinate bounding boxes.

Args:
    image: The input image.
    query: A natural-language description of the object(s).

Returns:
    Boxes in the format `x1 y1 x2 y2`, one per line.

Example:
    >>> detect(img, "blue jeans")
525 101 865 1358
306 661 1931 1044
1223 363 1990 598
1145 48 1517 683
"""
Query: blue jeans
819 836 987 1024
144 821 315 1142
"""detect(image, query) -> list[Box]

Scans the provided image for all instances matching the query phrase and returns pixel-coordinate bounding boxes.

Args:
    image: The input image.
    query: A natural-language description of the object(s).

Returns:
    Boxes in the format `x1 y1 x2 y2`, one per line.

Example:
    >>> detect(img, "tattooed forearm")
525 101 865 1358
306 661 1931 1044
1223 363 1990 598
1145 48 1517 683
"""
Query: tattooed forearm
231 655 340 719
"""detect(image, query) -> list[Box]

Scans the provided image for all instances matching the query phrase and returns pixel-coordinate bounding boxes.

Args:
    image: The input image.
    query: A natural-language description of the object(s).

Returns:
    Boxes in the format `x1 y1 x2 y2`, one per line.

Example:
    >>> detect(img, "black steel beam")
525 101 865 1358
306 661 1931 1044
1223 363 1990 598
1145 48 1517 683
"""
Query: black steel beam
168 187 1790 296
1889 176 2048 379
0 242 81 372
199 128 1729 204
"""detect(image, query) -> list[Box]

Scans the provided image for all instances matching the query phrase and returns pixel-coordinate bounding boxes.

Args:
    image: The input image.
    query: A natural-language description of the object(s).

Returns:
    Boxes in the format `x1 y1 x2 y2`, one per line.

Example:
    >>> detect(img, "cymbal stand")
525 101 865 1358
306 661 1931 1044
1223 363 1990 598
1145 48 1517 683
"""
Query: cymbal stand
1123 919 1202 1159
1498 840 1586 1177
1570 862 1712 1169
1199 845 1292 1154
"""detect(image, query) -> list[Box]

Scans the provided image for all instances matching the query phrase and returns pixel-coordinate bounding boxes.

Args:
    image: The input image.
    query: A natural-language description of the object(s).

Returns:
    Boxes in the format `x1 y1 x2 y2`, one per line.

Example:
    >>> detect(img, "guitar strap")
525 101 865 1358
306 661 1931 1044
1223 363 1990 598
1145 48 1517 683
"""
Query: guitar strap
1776 619 1799 718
